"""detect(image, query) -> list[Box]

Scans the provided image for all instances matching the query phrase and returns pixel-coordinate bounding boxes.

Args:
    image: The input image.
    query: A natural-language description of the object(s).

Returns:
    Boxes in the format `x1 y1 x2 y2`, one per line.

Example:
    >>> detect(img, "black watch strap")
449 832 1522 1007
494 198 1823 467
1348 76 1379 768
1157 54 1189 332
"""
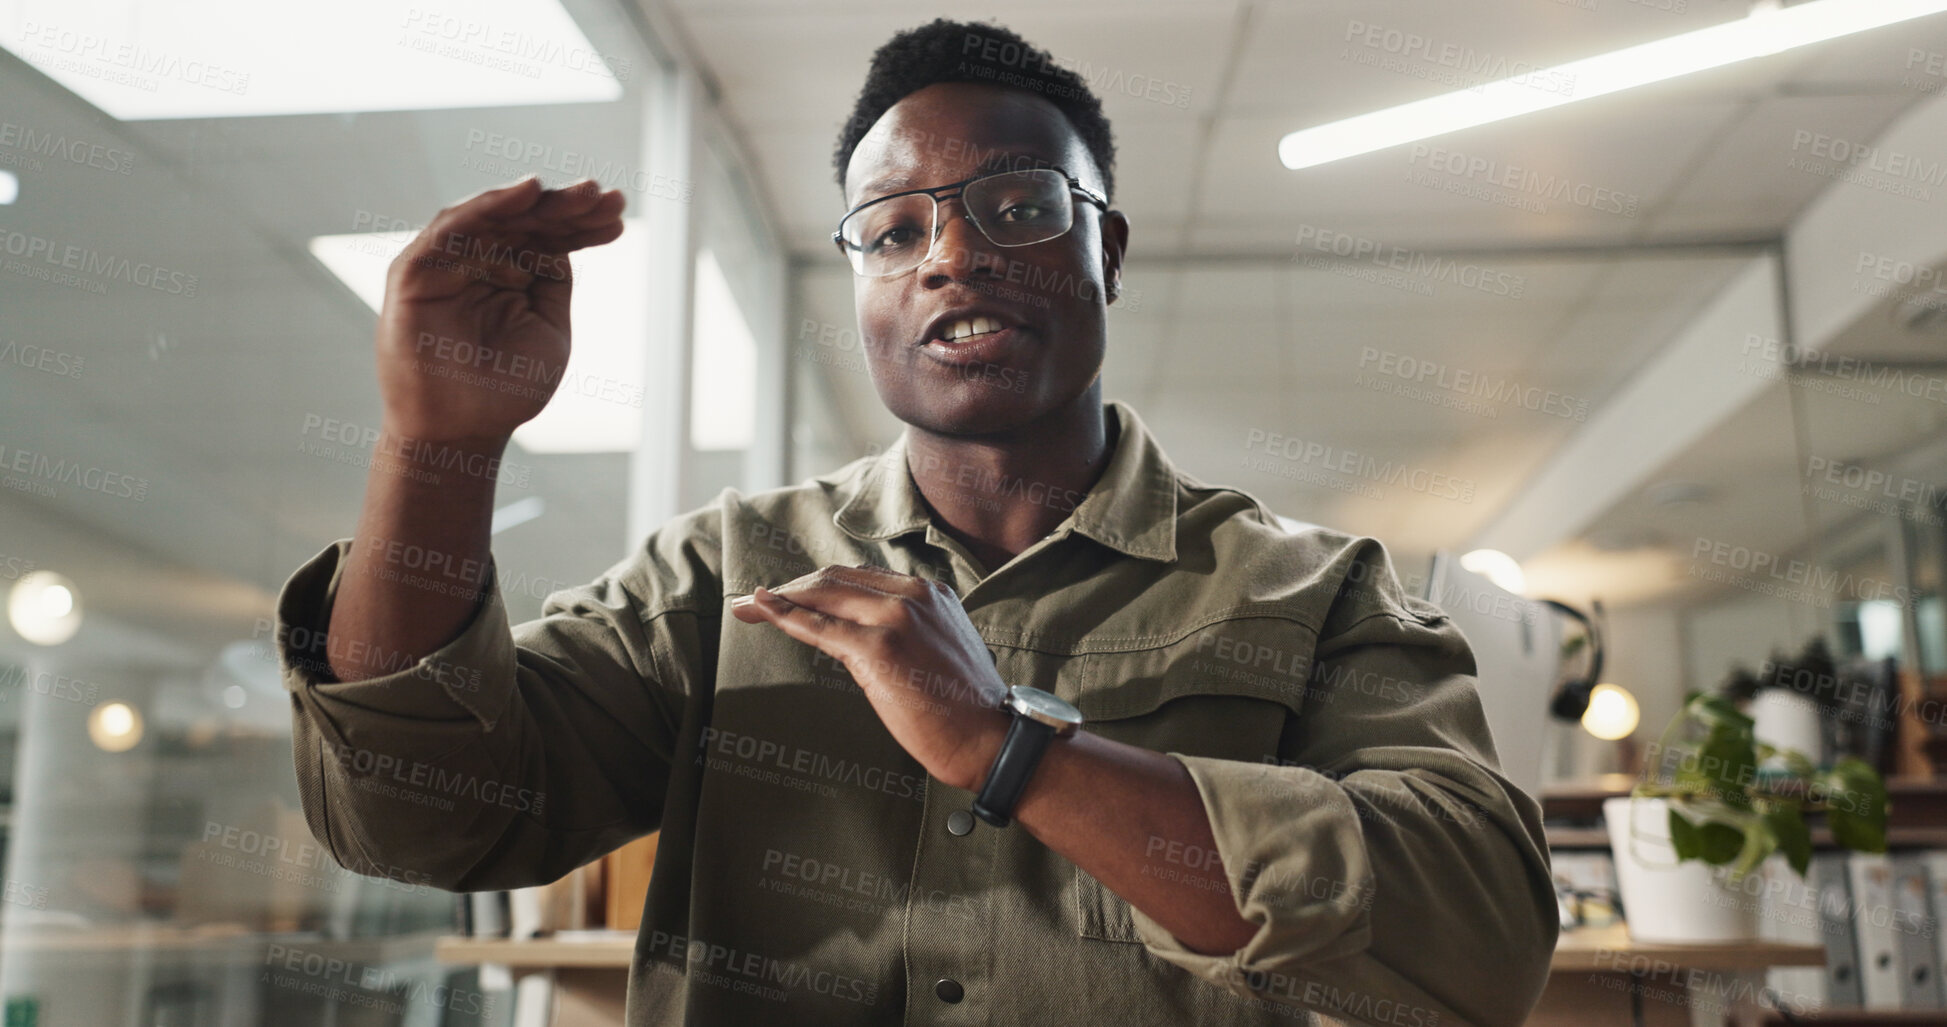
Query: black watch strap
970 711 1057 828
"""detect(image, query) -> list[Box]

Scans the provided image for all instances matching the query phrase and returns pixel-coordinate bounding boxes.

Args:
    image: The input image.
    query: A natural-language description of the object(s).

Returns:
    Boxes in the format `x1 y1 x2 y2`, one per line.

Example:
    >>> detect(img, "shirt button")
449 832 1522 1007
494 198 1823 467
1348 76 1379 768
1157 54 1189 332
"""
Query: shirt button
946 810 974 836
935 978 964 1003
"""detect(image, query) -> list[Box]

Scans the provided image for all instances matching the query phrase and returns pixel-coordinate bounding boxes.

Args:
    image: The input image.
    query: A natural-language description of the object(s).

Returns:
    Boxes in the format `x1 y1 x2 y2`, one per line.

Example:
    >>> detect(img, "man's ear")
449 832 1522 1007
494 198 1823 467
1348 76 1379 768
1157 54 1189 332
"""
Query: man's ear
1100 208 1130 304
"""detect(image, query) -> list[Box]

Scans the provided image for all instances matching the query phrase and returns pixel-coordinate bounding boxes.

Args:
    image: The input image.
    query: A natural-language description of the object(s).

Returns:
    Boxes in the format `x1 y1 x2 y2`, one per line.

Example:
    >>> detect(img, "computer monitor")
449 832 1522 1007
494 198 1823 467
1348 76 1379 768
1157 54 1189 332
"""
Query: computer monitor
1420 552 1562 798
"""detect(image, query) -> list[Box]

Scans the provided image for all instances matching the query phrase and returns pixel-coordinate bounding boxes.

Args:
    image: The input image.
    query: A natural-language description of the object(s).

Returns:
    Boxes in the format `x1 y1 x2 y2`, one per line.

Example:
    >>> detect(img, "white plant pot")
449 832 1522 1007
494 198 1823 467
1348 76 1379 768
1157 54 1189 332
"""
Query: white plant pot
1603 796 1763 944
1749 689 1823 769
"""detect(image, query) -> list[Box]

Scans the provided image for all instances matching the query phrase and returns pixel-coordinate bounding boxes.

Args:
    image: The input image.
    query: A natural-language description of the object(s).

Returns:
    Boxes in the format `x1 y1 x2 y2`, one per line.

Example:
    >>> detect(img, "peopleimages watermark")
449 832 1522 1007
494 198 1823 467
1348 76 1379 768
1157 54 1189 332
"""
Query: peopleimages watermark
958 31 1192 109
644 929 880 1006
0 443 149 502
323 740 546 815
13 19 249 95
459 131 691 203
1341 20 1575 97
1293 226 1526 299
0 664 101 707
413 331 645 409
201 819 435 893
794 319 1035 397
1906 47 1947 94
264 943 495 1017
1405 144 1640 218
0 121 134 176
1755 658 1947 734
1689 536 1916 611
1850 248 1947 315
1788 129 1943 203
1802 455 1947 528
0 230 200 297
1356 347 1589 422
696 726 927 803
297 414 534 490
757 847 982 923
254 617 485 692
1735 332 1889 406
1242 429 1477 504
400 7 630 83
0 550 34 582
0 340 85 380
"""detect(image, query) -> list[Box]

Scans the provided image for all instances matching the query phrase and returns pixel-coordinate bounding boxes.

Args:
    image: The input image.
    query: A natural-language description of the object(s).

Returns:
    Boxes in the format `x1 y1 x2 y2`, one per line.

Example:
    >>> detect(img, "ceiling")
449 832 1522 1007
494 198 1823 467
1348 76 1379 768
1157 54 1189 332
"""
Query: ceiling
657 0 1947 595
2 0 1945 672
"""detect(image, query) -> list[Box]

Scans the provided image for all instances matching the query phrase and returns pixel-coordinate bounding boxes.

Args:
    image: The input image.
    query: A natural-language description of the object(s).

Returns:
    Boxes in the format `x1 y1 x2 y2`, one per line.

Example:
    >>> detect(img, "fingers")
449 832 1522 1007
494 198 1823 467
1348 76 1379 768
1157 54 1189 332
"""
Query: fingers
740 587 879 660
388 179 624 300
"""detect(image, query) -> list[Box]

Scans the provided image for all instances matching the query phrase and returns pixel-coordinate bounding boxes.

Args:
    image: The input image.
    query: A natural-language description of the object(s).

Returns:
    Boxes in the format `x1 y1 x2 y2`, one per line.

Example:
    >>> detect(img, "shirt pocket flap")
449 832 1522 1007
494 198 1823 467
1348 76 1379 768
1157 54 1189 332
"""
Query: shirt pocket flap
1072 615 1319 722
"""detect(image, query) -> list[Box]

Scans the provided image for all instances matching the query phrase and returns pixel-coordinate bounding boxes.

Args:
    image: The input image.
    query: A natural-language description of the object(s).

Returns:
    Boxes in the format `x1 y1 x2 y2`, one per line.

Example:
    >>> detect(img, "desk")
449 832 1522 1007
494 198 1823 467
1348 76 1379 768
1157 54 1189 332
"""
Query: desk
1534 925 1826 1027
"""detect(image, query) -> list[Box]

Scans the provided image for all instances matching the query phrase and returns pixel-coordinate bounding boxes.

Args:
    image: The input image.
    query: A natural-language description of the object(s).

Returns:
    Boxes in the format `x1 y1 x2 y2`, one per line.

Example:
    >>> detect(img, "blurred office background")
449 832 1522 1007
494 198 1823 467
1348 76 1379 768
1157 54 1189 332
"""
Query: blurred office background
2 0 1946 1024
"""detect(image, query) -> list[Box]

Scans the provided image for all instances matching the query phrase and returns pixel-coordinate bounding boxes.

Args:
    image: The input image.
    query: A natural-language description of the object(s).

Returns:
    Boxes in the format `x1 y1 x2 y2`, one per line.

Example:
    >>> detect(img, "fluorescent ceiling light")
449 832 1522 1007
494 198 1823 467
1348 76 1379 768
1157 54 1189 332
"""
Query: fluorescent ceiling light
689 249 757 452
0 0 624 120
1280 0 1947 169
308 221 650 454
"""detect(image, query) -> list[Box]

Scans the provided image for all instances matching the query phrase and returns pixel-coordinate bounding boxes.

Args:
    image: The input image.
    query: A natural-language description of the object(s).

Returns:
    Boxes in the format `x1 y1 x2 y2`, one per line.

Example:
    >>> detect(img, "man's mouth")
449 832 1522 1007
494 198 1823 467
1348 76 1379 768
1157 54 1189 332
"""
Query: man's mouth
920 314 1024 366
933 316 1009 345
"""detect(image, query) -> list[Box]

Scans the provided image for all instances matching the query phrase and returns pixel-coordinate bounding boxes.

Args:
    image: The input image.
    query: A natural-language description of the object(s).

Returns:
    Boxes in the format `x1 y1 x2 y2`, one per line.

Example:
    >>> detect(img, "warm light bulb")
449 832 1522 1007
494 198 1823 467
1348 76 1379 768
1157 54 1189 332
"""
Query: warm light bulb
1460 549 1527 595
88 701 143 753
8 571 83 645
1581 683 1640 741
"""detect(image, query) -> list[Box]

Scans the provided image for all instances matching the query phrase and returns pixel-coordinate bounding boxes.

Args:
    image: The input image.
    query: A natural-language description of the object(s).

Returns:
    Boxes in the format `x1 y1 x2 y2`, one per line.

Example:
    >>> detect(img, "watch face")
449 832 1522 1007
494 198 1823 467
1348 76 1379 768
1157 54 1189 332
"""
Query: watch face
1009 686 1083 729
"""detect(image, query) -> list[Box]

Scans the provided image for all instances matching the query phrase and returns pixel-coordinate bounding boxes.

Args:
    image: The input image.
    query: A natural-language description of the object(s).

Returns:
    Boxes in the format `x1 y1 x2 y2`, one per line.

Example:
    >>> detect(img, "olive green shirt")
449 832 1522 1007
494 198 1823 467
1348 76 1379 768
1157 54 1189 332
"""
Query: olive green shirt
276 399 1557 1027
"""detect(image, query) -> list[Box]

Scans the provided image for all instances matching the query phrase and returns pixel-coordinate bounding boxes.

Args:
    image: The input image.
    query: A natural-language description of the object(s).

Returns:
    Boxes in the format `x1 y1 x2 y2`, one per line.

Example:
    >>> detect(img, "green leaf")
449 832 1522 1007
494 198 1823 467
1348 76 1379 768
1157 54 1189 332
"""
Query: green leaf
1689 693 1755 731
1668 807 1703 861
1728 815 1779 882
1698 725 1758 808
1766 805 1813 877
1821 758 1889 854
1698 822 1745 865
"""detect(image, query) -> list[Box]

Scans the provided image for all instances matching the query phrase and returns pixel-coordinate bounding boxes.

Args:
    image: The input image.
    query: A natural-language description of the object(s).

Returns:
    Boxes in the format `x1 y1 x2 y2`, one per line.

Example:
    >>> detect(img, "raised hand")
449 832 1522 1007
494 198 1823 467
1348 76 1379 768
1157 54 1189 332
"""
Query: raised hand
375 176 626 446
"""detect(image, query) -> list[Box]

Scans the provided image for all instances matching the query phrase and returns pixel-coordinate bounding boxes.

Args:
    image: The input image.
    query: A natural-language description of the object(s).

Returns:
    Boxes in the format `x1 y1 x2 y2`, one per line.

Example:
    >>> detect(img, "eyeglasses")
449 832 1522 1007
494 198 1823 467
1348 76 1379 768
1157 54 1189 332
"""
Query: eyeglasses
832 165 1109 278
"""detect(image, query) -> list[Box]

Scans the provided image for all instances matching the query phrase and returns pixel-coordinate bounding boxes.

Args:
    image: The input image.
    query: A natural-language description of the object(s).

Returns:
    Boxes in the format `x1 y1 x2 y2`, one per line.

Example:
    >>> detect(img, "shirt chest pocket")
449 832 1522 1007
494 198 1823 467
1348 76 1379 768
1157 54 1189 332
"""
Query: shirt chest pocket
1063 616 1319 943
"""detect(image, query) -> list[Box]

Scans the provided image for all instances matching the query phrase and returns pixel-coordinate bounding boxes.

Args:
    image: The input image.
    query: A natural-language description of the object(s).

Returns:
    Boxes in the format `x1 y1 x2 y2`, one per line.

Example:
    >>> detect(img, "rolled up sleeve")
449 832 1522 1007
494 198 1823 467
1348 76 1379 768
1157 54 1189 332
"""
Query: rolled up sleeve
1125 543 1558 1026
276 530 699 893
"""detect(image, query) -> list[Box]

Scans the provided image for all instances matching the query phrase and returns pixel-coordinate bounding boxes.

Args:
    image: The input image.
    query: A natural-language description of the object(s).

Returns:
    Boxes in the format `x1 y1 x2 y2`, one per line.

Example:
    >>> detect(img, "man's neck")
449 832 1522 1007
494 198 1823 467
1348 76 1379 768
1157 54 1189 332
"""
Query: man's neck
904 393 1119 573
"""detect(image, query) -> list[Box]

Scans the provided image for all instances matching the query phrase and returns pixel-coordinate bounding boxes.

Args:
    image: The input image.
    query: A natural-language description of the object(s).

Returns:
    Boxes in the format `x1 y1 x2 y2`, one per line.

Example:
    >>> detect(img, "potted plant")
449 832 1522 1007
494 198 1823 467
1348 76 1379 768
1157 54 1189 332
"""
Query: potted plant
1603 691 1888 943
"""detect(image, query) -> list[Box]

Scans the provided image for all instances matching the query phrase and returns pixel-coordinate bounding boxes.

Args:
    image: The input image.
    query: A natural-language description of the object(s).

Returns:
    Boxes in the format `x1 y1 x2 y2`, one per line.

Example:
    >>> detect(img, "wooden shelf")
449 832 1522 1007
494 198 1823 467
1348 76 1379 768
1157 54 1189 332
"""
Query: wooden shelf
1550 924 1824 973
1547 826 1947 850
436 932 635 969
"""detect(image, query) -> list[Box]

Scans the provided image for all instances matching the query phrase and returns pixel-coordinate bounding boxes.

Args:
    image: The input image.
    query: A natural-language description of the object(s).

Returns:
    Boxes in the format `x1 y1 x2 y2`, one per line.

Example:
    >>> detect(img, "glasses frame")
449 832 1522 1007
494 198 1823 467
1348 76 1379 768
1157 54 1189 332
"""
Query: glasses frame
831 165 1110 278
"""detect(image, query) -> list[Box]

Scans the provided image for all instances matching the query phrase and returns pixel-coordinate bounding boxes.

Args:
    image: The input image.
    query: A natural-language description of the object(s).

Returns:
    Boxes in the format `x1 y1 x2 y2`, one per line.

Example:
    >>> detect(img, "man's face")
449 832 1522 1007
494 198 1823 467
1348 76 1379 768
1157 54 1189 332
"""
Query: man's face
841 81 1128 436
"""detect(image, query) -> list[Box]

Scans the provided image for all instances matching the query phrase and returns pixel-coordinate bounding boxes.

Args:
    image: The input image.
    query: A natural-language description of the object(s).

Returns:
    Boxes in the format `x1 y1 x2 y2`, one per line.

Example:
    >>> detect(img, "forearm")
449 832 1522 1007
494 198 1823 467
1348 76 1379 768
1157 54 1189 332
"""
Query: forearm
325 424 508 683
1009 730 1259 955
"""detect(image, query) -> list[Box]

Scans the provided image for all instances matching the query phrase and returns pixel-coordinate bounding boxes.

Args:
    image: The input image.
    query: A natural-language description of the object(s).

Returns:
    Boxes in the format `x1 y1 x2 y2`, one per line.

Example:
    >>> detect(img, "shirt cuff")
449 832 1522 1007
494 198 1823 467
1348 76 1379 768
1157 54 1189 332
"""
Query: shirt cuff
274 537 518 731
1126 753 1376 995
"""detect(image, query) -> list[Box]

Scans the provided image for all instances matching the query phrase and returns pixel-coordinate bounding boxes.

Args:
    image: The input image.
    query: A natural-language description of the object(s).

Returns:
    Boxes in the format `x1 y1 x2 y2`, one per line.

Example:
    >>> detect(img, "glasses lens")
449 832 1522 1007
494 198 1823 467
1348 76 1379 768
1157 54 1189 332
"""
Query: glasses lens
965 169 1072 246
839 195 933 277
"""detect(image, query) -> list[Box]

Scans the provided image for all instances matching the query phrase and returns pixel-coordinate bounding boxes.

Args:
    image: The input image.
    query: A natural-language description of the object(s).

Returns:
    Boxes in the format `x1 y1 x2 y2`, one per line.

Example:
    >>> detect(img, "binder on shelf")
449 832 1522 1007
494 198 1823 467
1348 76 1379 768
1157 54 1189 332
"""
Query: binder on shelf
1760 855 1827 1012
1848 852 1903 1010
1892 853 1943 1009
1925 853 1947 1012
1814 852 1864 1009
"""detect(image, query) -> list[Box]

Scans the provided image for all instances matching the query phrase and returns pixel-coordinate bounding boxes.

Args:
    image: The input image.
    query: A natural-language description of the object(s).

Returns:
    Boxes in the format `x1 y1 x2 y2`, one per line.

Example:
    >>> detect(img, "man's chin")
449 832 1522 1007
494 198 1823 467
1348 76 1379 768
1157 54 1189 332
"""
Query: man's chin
880 385 1044 438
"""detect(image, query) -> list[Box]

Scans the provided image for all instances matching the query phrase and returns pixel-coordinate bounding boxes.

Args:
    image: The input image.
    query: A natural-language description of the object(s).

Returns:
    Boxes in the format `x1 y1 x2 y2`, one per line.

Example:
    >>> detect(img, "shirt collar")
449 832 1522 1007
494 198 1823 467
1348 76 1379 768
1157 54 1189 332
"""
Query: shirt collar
832 398 1179 563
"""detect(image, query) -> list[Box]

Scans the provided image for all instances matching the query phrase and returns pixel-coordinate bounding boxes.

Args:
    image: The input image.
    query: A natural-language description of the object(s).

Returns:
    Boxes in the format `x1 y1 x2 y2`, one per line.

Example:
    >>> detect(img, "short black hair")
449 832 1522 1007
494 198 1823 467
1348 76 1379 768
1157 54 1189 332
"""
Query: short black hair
832 18 1116 203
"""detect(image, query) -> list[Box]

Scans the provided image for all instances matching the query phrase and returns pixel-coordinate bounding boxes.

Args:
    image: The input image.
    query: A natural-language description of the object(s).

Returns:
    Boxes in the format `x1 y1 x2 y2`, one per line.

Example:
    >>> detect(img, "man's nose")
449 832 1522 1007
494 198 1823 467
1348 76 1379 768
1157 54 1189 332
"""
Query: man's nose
918 196 1000 283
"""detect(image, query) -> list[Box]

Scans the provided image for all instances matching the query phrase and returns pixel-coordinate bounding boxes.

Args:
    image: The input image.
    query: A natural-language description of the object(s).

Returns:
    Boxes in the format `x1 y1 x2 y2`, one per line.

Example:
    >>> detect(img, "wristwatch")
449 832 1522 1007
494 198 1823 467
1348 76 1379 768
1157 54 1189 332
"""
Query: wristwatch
970 686 1084 828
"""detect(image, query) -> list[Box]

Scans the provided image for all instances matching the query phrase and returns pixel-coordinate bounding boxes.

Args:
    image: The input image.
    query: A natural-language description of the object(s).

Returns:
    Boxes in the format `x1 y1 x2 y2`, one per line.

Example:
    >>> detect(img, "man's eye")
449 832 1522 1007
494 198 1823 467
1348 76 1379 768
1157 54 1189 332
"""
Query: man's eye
868 227 917 252
996 203 1048 223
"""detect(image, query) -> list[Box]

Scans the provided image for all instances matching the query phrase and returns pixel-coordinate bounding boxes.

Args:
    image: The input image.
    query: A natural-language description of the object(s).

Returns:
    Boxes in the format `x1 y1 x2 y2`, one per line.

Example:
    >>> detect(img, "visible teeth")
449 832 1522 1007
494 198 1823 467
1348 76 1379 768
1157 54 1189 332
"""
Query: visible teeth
944 316 1003 342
